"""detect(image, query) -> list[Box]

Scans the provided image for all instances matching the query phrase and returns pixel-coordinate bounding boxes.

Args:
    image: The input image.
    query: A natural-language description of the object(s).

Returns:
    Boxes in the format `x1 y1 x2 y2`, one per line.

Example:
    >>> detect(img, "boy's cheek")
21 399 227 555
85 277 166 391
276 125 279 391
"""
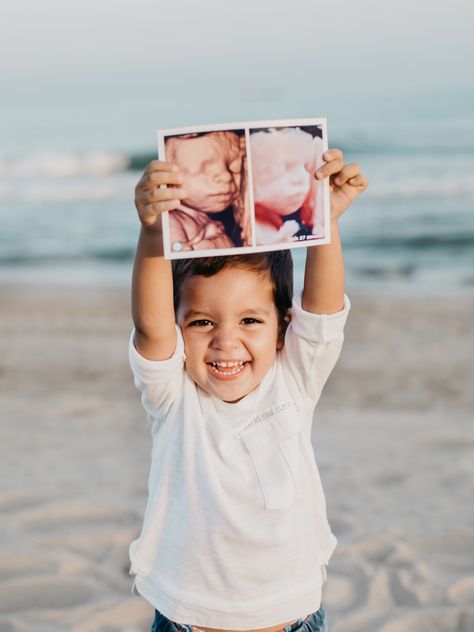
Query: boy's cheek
183 357 203 386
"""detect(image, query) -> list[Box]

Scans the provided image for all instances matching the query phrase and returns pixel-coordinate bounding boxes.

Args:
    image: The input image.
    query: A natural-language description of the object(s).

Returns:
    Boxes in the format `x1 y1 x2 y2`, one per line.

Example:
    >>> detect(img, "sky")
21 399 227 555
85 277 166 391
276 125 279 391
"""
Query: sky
1 0 473 153
2 0 473 91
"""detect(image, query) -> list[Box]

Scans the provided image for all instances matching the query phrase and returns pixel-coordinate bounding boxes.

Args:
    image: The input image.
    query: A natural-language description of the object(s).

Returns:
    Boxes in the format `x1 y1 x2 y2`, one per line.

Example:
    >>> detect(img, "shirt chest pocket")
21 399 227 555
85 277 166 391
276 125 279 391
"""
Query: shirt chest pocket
241 414 305 510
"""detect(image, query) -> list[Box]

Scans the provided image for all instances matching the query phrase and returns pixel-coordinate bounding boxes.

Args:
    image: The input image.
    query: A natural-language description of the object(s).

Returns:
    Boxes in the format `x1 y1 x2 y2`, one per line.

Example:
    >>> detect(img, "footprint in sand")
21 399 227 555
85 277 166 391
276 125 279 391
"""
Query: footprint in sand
331 608 391 632
323 574 362 612
327 511 355 537
73 596 153 632
24 527 137 574
387 543 449 607
369 470 407 487
458 611 474 632
12 500 138 533
366 567 405 608
411 531 474 573
0 576 107 613
352 536 397 564
0 555 57 581
0 490 48 513
323 562 369 612
376 608 461 632
409 436 474 453
448 575 474 604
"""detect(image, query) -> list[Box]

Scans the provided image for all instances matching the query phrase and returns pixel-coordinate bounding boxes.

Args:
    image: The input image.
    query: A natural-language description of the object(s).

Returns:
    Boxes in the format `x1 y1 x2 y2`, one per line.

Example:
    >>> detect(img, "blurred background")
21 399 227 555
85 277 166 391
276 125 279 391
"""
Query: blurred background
1 1 474 630
1 0 473 292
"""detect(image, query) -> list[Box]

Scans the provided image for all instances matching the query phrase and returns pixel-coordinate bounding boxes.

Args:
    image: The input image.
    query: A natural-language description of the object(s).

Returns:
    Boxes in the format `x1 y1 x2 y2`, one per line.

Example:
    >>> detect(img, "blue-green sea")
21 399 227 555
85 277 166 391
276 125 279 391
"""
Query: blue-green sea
1 81 473 294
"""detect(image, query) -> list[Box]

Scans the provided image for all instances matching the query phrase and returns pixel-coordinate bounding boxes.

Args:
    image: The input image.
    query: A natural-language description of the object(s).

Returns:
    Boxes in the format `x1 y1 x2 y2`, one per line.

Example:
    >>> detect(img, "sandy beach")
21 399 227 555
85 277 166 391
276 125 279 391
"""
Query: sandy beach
0 284 473 632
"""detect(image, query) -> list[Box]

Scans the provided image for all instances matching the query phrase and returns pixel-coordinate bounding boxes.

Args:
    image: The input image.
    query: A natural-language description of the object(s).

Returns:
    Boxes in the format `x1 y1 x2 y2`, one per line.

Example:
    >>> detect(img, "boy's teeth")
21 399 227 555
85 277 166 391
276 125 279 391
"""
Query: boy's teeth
209 360 246 375
212 361 244 367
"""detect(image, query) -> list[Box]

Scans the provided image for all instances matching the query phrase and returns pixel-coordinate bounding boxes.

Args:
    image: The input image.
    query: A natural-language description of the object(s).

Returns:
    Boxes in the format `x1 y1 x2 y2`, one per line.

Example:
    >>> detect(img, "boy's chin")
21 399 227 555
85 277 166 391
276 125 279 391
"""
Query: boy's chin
191 365 262 404
215 384 252 404
209 381 256 404
223 394 246 403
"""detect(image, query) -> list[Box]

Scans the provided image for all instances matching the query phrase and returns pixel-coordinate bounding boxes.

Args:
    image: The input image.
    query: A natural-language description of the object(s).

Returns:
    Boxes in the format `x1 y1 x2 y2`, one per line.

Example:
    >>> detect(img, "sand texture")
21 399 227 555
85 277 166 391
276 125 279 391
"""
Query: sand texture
0 285 473 631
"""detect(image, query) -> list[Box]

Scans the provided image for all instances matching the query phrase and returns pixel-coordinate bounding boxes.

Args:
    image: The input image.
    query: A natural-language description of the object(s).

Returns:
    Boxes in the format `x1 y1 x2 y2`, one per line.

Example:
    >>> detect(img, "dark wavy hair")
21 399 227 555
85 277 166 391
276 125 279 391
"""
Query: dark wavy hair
172 251 293 324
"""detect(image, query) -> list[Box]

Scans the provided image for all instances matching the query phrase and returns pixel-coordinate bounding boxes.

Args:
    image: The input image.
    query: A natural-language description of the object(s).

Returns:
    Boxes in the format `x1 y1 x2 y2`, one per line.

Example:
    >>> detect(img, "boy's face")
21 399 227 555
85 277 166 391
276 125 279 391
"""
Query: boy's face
166 132 242 213
177 267 282 403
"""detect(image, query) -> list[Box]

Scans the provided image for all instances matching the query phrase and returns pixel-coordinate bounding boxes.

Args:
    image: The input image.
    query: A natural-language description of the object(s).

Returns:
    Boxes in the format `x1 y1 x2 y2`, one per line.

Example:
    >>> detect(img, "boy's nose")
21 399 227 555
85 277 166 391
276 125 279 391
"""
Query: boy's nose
211 326 240 351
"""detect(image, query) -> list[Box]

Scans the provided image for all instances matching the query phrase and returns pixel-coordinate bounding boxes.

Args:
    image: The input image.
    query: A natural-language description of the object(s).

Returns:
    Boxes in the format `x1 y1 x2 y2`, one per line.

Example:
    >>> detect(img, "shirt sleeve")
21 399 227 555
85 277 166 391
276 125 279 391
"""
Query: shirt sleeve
281 293 350 406
129 325 185 422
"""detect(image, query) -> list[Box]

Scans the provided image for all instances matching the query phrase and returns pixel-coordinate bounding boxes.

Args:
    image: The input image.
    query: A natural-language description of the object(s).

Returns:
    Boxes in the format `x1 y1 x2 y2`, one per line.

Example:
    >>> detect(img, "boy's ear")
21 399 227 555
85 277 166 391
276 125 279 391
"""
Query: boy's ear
276 311 292 349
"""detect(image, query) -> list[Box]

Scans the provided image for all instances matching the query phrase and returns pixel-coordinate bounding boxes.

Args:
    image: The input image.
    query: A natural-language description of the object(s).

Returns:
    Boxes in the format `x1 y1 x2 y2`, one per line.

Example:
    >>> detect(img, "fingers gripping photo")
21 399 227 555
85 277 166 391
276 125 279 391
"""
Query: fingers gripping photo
158 118 331 258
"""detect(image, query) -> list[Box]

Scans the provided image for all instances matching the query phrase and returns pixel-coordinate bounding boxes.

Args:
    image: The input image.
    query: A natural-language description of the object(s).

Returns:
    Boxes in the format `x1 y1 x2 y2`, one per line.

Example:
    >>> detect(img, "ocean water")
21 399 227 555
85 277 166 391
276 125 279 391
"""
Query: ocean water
1 82 473 294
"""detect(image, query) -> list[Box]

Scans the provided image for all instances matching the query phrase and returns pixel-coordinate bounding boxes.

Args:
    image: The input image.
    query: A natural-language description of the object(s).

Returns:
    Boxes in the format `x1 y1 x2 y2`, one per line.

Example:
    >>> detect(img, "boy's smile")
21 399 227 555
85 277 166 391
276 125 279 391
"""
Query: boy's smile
207 360 249 379
177 268 282 403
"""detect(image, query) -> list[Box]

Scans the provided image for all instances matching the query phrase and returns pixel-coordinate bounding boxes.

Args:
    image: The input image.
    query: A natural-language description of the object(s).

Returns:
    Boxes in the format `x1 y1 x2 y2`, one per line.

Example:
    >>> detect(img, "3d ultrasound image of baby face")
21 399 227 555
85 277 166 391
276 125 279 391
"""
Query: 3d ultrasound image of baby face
165 132 243 213
250 128 316 216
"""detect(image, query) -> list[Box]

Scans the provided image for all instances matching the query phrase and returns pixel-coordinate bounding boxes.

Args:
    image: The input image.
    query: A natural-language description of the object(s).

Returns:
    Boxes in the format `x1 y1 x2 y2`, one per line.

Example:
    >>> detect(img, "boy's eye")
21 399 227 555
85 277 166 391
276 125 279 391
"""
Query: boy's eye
188 319 212 327
241 317 262 325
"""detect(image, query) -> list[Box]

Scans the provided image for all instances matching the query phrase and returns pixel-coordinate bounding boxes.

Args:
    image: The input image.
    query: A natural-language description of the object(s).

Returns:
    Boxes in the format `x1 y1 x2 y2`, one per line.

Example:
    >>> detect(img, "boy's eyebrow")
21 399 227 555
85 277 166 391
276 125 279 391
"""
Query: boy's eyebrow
183 309 211 320
238 308 271 317
182 308 272 320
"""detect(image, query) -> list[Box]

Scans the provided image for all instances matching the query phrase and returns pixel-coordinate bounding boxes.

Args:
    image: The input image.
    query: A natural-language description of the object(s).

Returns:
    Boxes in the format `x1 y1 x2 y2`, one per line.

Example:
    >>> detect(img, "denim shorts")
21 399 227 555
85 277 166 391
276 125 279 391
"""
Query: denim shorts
151 605 328 632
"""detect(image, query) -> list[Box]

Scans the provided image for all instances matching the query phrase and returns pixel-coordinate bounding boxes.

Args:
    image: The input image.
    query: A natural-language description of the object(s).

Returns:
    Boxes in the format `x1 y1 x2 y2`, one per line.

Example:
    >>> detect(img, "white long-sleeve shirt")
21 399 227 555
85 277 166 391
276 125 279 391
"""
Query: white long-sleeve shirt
129 294 350 630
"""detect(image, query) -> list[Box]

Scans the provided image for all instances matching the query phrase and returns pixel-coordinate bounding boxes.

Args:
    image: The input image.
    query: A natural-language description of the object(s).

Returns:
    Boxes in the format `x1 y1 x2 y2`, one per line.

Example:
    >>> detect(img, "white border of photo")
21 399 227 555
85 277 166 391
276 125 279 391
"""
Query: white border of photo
158 118 330 259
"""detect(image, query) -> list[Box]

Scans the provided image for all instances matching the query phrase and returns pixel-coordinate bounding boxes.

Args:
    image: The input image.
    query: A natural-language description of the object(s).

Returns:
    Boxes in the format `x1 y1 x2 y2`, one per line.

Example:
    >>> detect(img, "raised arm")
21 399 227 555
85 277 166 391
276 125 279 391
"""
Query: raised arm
302 149 367 314
132 161 186 360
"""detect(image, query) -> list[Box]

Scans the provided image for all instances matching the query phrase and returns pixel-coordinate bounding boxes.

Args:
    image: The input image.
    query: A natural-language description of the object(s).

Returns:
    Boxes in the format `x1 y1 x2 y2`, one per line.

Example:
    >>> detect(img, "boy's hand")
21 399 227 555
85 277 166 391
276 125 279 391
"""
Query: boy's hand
315 149 367 222
135 160 186 232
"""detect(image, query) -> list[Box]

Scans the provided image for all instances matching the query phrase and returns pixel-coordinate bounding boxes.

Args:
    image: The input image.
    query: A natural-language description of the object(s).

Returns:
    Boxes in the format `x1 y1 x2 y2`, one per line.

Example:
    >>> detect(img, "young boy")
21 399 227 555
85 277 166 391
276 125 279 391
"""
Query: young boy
131 149 367 632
